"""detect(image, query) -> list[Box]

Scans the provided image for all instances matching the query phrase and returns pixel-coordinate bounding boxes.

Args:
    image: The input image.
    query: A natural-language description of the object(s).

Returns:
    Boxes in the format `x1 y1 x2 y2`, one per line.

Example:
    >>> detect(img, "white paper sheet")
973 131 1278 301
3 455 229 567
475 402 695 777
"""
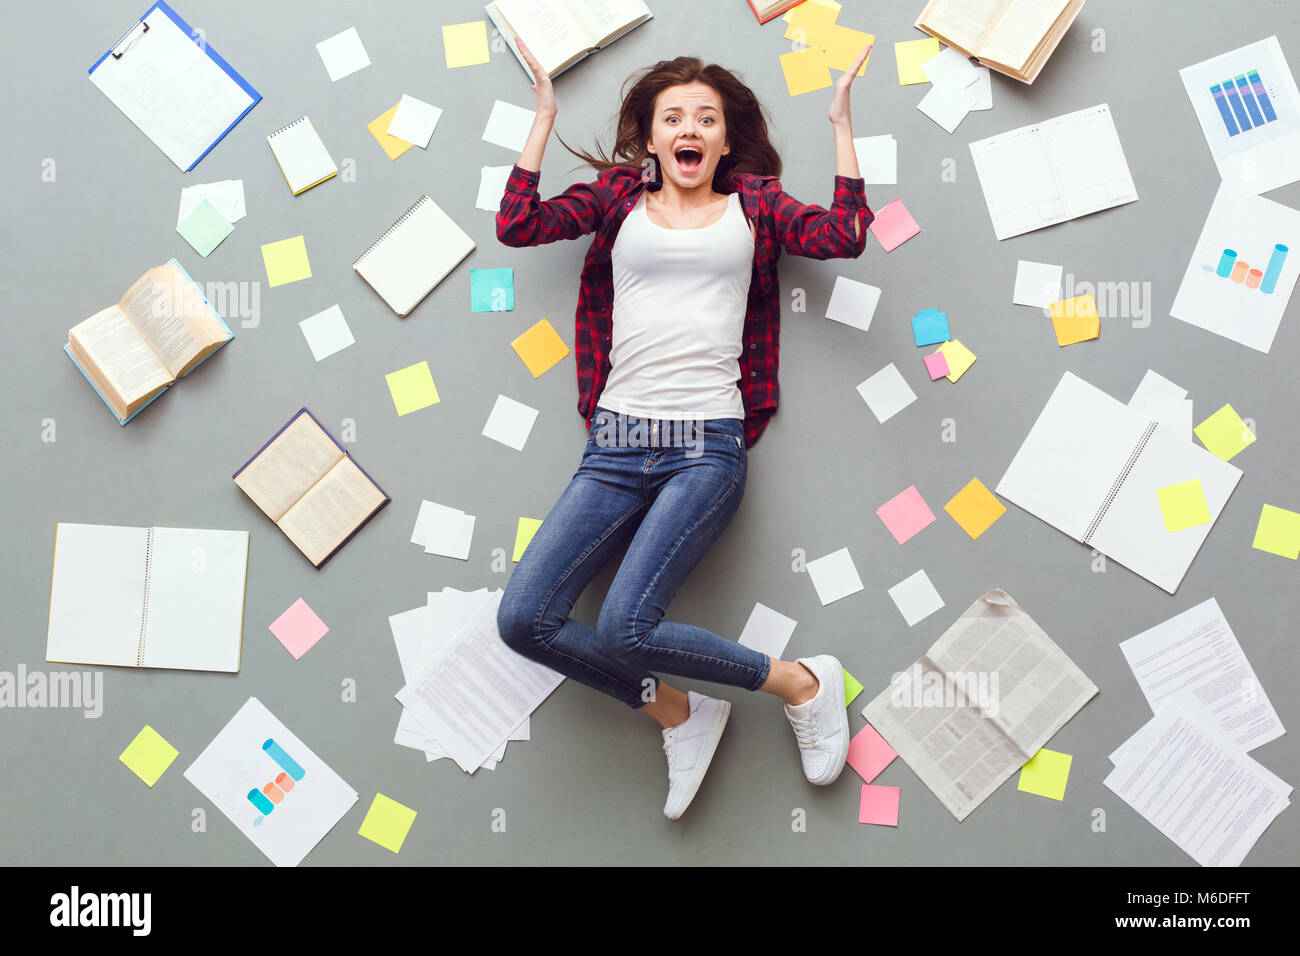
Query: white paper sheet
737 602 798 659
857 363 917 423
918 83 977 134
825 276 881 331
966 67 993 110
1012 260 1063 308
315 27 371 81
476 165 515 211
887 570 945 626
388 94 443 148
177 180 246 227
482 99 537 152
411 500 475 560
482 394 539 451
852 134 897 185
921 46 981 89
299 305 355 362
805 548 864 606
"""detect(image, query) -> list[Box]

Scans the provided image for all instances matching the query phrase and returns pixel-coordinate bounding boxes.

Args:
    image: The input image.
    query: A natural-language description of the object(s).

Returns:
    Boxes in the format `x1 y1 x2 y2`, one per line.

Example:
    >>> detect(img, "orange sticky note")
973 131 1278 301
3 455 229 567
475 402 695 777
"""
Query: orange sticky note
944 478 1005 540
1049 294 1100 346
779 46 833 96
511 319 570 377
825 26 874 76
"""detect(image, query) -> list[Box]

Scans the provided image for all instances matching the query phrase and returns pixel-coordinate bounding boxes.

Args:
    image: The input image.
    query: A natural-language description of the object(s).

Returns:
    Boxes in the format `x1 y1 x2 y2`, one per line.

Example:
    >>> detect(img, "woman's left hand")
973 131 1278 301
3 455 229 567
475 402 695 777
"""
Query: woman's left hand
828 42 873 127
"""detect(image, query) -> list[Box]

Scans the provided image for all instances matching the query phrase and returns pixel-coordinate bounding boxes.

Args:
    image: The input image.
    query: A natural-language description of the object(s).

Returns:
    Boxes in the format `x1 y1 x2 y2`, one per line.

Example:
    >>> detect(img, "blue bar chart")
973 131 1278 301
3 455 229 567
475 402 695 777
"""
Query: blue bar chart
1212 67 1281 136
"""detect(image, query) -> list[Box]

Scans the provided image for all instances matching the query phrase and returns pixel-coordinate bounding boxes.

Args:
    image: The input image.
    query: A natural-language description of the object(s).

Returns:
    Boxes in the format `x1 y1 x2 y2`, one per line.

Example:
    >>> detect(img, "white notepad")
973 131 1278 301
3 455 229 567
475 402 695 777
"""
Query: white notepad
996 372 1242 594
354 195 476 316
267 117 337 195
47 523 249 671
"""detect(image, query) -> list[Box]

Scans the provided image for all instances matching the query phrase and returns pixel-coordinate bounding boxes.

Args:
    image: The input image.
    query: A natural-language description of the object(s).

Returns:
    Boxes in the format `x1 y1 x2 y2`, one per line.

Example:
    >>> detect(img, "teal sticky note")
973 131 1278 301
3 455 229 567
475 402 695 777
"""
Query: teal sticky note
177 199 234 258
912 309 950 347
470 268 515 312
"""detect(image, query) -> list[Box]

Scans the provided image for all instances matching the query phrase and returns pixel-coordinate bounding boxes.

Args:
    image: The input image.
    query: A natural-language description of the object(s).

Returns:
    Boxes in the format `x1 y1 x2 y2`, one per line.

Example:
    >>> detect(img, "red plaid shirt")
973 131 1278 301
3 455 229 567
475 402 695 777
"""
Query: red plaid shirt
496 162 872 448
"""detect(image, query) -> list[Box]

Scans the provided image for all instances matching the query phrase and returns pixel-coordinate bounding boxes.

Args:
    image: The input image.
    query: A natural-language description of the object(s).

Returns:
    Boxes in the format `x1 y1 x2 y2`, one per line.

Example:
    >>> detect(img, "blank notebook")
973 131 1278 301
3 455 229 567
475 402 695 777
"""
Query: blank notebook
267 116 337 194
996 372 1242 594
47 523 249 671
354 195 476 316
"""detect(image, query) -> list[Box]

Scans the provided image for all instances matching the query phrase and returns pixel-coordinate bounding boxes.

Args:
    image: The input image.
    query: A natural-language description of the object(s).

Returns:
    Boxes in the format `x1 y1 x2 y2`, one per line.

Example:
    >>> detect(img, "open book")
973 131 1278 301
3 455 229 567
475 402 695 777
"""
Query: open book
66 260 233 424
914 0 1086 84
746 0 802 24
47 523 249 672
234 409 389 568
486 0 653 81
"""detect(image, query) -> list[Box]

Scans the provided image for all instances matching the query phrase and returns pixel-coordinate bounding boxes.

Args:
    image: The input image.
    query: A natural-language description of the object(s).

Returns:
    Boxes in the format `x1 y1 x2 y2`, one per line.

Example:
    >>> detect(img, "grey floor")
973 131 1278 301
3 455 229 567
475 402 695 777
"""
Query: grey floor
1 0 1297 867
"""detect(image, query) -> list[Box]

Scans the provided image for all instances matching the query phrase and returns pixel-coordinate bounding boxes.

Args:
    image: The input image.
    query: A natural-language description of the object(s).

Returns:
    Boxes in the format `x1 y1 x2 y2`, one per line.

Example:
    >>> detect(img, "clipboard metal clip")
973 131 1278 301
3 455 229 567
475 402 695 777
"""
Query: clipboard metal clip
111 19 150 59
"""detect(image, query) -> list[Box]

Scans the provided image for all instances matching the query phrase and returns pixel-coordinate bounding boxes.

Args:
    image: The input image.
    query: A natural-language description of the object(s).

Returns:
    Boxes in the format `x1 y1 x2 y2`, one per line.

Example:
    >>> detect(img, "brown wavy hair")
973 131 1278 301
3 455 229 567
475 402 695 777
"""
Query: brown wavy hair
556 56 783 190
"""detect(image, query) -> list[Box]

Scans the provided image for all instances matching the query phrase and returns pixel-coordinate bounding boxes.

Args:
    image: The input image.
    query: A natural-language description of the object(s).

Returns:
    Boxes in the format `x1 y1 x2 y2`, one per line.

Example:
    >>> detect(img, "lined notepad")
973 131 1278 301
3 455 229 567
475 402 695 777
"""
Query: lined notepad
353 195 476 316
267 116 337 194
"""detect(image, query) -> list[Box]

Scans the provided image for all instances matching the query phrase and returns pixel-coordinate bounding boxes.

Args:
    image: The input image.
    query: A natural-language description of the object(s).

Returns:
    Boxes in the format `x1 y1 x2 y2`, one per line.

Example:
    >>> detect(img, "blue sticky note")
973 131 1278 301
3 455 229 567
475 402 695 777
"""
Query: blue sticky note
471 268 515 312
912 309 950 347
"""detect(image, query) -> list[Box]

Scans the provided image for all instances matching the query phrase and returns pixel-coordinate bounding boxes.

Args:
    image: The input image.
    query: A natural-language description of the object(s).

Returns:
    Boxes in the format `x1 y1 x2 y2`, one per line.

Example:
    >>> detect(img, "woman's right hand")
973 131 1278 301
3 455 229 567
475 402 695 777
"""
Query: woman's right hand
516 36 556 118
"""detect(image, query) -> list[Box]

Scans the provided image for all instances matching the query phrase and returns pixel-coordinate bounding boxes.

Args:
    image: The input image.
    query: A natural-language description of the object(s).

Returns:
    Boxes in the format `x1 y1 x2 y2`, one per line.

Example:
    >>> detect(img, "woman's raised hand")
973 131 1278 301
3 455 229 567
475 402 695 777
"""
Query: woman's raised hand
516 36 556 117
828 42 873 128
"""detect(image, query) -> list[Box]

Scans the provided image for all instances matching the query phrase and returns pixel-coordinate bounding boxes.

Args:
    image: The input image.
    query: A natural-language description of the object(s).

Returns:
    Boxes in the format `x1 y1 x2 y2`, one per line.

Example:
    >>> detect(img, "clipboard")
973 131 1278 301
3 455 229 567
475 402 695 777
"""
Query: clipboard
89 1 261 171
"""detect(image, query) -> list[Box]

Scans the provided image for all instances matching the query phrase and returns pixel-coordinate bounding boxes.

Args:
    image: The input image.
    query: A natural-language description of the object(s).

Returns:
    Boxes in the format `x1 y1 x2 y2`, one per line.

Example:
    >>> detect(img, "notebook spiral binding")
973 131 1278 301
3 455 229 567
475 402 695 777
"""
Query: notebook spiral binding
267 116 310 140
1082 421 1158 546
136 527 155 667
353 196 432 266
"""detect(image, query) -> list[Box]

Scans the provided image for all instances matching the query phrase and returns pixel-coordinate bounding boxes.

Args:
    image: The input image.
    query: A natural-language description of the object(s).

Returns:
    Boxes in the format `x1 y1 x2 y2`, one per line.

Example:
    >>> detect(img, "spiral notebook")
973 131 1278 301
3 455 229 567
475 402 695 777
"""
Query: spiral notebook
996 372 1242 594
267 116 337 194
354 195 476 316
47 523 249 671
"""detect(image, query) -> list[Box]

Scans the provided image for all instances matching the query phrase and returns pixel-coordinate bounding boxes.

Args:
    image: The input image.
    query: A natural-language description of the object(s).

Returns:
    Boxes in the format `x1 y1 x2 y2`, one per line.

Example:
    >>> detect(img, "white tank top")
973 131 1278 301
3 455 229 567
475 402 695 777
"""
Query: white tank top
596 190 755 420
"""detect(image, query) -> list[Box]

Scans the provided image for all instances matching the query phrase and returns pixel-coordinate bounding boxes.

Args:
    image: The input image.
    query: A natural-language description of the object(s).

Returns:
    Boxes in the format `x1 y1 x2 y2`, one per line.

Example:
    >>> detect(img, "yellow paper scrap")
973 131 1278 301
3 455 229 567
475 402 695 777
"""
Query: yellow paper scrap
260 236 312 287
1252 504 1300 559
825 26 874 76
511 319 571 377
944 478 1006 540
119 726 179 788
1156 479 1211 532
895 38 941 85
779 46 833 96
844 669 864 706
368 103 414 160
1049 294 1100 346
1194 404 1255 461
783 0 842 24
442 21 490 69
358 793 417 853
513 517 543 562
785 2 838 50
385 361 440 416
1017 748 1072 801
938 339 976 382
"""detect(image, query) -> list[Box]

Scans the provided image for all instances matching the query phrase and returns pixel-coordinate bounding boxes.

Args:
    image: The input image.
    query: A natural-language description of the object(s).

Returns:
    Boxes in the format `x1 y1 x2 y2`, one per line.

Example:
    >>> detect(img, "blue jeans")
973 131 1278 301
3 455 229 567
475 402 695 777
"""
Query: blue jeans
497 406 773 707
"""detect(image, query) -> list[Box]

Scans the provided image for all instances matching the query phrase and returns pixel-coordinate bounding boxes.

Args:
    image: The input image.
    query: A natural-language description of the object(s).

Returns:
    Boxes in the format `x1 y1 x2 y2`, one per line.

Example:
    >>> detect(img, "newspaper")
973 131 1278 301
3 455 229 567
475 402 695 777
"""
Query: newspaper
862 588 1097 821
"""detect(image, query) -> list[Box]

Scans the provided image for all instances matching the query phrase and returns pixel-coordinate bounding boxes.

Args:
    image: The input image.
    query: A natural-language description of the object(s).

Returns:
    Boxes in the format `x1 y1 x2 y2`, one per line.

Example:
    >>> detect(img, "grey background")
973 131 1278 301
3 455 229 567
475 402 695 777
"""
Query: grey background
1 0 1297 867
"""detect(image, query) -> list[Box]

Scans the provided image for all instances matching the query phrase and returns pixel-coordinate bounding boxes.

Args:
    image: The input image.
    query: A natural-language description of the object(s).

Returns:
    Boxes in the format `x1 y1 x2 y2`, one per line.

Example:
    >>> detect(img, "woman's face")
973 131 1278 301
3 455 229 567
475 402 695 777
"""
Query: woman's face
647 82 729 191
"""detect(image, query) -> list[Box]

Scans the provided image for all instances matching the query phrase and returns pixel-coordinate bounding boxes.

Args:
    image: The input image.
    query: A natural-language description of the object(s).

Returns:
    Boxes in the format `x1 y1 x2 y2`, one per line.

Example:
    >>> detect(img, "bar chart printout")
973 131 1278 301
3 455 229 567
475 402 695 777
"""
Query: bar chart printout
1208 242 1289 293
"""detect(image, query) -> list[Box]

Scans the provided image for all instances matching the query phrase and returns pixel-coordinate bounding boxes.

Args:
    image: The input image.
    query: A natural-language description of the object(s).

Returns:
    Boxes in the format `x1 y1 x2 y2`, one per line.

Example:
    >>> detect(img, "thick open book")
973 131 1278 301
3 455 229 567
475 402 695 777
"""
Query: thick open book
234 409 389 568
745 0 802 24
486 0 653 81
47 523 249 672
914 0 1085 84
66 260 233 424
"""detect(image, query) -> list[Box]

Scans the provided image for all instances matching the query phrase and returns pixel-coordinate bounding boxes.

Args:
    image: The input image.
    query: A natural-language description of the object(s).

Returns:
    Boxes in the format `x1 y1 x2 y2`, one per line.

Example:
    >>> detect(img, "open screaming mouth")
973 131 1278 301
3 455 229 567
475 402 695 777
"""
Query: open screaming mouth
674 146 703 172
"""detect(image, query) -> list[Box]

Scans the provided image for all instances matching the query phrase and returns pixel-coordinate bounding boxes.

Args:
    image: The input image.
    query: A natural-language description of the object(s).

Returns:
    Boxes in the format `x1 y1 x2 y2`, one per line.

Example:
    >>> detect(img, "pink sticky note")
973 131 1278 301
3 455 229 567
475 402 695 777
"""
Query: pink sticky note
847 724 897 783
858 784 900 826
868 199 920 253
876 485 936 545
268 598 329 660
924 351 950 380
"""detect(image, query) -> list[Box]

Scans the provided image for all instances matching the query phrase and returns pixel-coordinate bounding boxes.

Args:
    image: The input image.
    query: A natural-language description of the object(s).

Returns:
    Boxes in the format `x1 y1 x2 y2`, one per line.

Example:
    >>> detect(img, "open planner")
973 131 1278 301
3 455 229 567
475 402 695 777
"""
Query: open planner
354 195 476 316
969 104 1138 240
234 409 389 568
996 372 1243 594
88 1 260 171
267 116 337 194
47 523 249 672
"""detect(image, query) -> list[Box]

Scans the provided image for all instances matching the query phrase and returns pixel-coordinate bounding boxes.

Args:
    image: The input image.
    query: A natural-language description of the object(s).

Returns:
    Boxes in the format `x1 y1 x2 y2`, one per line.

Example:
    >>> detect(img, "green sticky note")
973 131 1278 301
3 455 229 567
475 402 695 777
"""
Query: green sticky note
1194 404 1255 461
1017 748 1072 801
358 793 417 853
119 725 179 787
261 235 312 287
513 517 542 562
385 361 440 416
1156 479 1212 532
177 199 234 257
894 38 940 85
470 268 515 312
1253 504 1300 559
843 668 864 706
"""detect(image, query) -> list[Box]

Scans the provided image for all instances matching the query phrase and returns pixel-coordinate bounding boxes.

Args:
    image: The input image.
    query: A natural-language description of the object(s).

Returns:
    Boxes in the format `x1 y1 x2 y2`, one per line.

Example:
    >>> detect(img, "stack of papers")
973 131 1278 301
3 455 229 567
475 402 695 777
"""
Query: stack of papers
916 47 990 133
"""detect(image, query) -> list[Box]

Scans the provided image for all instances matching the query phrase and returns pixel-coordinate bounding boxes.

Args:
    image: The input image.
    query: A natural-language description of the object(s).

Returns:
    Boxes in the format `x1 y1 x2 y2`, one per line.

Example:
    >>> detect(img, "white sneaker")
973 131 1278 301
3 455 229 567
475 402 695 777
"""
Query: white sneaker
783 655 849 786
662 691 731 820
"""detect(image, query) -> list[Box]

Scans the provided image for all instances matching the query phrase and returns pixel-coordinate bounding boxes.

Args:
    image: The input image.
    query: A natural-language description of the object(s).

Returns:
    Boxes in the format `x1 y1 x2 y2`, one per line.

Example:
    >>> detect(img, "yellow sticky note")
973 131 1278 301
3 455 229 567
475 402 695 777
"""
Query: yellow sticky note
1156 479 1212 532
368 103 414 160
779 46 833 97
1018 748 1072 801
944 478 1006 540
895 38 941 85
358 793 417 854
443 21 490 69
1194 404 1256 461
1049 294 1100 346
825 26 875 76
513 517 543 562
844 669 864 706
783 0 841 24
1252 504 1300 559
385 361 440 416
261 236 312 287
511 319 571 377
938 340 976 382
785 1 838 50
119 725 178 788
